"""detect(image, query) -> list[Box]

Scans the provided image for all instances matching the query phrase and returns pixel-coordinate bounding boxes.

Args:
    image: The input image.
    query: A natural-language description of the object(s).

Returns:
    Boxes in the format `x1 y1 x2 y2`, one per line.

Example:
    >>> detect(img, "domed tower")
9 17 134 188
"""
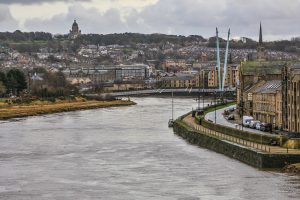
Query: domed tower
69 20 81 39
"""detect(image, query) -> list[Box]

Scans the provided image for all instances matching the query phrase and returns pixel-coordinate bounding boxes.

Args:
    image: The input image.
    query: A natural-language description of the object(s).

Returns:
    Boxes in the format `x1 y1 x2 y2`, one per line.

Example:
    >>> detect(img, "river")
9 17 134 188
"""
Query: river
0 97 299 200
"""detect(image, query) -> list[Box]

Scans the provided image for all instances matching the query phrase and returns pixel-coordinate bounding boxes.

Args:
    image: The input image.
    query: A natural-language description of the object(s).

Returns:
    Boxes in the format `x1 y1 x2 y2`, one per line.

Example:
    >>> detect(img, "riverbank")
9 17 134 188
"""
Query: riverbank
0 99 135 120
174 116 300 169
174 103 300 169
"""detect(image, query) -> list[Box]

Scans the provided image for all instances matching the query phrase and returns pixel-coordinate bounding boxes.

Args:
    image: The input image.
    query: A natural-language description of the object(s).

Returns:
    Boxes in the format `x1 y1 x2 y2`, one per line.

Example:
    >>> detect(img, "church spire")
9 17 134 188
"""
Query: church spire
257 22 266 61
259 22 263 44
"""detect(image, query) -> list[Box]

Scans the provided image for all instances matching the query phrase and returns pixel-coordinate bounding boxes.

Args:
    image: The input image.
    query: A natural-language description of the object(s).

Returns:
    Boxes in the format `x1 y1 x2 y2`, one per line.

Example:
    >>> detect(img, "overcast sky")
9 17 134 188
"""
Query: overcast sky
0 0 299 41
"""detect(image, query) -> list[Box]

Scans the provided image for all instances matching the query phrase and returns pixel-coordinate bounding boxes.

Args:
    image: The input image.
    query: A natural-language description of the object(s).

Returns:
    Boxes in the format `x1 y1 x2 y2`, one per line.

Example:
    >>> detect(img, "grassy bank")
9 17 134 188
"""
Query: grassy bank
203 101 236 115
0 99 135 120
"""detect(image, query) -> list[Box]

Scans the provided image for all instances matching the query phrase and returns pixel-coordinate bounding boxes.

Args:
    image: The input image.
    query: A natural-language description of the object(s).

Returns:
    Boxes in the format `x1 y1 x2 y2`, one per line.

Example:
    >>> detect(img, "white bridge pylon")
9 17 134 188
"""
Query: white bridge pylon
216 27 231 92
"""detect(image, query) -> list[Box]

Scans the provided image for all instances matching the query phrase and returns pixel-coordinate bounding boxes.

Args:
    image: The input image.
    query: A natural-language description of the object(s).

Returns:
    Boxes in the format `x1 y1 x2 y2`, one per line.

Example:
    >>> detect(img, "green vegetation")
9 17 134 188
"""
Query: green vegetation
203 102 236 115
30 68 76 98
0 69 27 96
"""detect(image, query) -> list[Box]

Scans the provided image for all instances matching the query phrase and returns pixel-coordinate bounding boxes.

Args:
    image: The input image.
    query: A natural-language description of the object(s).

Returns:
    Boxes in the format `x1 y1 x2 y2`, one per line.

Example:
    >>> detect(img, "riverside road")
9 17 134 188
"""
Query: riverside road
205 105 274 135
0 97 299 200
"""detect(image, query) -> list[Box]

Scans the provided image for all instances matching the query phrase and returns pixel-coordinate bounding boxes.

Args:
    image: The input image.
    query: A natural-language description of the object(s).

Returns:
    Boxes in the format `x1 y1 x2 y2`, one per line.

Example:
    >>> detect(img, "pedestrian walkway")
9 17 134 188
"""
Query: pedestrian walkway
183 114 300 155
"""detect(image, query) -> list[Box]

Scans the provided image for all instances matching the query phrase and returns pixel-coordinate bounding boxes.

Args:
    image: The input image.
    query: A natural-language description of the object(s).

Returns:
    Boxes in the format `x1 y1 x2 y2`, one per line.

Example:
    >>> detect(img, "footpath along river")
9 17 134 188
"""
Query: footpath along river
0 97 300 200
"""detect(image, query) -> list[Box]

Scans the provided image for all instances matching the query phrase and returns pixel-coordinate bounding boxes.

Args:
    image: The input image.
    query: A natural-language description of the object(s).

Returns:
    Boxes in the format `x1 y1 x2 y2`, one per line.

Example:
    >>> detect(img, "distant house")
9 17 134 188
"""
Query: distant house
159 73 197 88
67 77 92 85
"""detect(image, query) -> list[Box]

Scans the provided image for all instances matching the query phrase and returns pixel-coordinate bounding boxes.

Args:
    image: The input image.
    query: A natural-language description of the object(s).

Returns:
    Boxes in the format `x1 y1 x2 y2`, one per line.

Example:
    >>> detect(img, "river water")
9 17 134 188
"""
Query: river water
0 97 299 200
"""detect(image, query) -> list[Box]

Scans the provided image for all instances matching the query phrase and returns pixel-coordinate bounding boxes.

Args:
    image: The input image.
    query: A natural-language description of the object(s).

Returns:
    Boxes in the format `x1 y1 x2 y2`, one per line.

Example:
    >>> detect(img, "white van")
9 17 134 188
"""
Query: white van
242 116 254 127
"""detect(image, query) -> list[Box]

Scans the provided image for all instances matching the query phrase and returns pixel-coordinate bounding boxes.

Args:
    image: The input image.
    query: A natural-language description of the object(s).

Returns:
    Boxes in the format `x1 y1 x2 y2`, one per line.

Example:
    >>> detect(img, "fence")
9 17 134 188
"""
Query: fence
192 122 272 153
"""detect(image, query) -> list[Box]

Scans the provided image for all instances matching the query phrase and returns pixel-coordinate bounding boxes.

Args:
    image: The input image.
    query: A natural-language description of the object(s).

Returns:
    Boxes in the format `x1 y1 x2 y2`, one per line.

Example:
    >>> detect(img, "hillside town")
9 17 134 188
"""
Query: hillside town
0 20 300 95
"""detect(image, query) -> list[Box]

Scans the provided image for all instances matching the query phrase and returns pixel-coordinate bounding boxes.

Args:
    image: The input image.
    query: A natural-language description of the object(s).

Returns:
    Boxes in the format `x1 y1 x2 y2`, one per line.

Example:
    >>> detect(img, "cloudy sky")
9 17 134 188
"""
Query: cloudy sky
0 0 299 41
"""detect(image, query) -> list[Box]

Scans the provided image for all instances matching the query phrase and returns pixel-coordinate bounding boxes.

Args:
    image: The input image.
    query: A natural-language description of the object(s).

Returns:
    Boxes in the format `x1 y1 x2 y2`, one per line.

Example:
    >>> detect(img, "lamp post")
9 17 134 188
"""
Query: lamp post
198 72 200 110
202 70 205 110
214 91 217 124
241 95 244 131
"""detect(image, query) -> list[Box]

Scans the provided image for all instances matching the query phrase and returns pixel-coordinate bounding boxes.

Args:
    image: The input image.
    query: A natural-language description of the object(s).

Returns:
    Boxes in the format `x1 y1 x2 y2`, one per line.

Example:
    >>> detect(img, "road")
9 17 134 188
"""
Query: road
205 105 274 136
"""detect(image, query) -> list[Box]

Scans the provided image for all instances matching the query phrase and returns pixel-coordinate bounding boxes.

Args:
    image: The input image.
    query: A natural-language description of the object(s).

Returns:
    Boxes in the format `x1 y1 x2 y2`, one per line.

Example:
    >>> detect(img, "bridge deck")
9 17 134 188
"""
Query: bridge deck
102 88 236 97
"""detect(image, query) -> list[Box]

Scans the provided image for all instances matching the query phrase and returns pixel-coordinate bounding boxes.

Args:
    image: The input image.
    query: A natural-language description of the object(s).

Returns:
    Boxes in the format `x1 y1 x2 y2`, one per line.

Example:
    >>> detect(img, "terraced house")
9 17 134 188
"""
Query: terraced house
238 24 300 133
282 63 300 133
238 24 285 129
252 80 283 129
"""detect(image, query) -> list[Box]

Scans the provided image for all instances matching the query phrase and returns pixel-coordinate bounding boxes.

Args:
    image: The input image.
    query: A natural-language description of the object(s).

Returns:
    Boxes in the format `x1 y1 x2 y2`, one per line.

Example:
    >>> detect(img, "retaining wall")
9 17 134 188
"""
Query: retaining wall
173 120 300 169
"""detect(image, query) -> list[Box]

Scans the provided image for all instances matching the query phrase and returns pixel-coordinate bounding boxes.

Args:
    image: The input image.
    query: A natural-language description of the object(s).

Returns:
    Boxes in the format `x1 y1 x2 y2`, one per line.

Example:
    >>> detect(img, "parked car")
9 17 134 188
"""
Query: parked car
243 116 253 127
249 120 260 129
228 106 236 112
227 114 235 120
223 109 230 116
255 122 262 130
260 123 272 132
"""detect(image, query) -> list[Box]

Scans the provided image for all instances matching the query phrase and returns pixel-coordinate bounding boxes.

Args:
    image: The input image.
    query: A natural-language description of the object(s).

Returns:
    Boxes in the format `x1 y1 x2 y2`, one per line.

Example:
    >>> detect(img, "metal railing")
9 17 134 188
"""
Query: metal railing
104 88 236 97
192 123 272 153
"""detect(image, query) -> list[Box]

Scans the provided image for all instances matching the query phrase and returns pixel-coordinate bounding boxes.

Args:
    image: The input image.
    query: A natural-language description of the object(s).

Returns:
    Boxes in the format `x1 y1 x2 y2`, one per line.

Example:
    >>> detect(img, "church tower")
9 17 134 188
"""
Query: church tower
257 22 267 61
69 20 81 39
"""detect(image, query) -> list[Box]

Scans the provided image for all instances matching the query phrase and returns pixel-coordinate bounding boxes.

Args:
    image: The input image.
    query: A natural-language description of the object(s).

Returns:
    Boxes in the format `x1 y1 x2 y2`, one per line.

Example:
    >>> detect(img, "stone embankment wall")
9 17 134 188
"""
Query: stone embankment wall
173 120 300 169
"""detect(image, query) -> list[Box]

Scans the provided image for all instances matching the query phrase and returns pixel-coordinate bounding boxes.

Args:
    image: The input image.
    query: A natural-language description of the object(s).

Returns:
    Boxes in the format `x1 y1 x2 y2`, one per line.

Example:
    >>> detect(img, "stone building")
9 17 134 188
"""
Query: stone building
252 80 282 129
162 59 187 72
207 64 239 89
159 73 197 88
69 20 81 39
238 61 285 115
63 64 150 87
282 63 300 132
237 24 286 116
229 65 239 88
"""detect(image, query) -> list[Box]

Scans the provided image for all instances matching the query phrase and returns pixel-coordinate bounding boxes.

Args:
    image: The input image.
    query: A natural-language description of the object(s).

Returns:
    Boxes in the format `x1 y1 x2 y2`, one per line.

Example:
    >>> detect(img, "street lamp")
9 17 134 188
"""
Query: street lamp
214 91 217 124
202 70 205 110
198 72 200 110
241 95 244 131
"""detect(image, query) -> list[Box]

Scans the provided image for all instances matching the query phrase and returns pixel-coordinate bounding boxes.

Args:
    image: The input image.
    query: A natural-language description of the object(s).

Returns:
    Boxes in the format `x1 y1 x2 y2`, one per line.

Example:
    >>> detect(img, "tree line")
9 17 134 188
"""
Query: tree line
0 69 27 97
1 30 300 53
0 68 77 99
29 68 77 99
0 30 52 42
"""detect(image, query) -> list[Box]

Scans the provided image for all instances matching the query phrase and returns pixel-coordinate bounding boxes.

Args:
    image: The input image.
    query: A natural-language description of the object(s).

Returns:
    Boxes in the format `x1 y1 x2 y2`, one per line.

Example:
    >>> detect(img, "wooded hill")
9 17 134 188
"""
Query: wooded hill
0 30 299 53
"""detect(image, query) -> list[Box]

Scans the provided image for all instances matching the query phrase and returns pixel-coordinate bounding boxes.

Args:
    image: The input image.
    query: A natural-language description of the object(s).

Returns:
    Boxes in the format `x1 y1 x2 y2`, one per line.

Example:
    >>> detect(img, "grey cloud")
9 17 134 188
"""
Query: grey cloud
0 5 19 31
24 4 127 34
0 0 90 5
22 0 300 40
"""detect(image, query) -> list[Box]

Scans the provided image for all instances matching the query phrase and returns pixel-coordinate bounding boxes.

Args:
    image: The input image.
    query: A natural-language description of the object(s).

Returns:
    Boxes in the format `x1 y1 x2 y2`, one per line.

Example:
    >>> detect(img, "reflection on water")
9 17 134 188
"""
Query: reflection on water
0 97 299 200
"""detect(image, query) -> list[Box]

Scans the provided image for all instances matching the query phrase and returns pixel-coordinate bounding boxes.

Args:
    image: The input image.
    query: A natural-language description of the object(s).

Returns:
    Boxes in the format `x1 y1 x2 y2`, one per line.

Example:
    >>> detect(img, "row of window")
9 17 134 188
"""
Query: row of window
254 103 276 112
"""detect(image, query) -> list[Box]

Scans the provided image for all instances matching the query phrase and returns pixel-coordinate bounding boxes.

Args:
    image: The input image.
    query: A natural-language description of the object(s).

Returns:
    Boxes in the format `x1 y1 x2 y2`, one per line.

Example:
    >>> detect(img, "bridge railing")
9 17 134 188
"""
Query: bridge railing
108 88 236 97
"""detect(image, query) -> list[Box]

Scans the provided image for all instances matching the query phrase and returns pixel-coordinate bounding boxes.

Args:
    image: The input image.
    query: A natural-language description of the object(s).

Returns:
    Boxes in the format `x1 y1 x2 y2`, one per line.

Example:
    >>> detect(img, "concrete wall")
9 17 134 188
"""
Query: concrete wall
173 120 300 169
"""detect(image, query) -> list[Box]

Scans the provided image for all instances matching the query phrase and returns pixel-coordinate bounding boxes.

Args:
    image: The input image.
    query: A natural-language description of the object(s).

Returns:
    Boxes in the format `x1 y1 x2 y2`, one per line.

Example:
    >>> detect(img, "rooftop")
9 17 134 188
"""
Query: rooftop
254 80 282 94
241 61 286 76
